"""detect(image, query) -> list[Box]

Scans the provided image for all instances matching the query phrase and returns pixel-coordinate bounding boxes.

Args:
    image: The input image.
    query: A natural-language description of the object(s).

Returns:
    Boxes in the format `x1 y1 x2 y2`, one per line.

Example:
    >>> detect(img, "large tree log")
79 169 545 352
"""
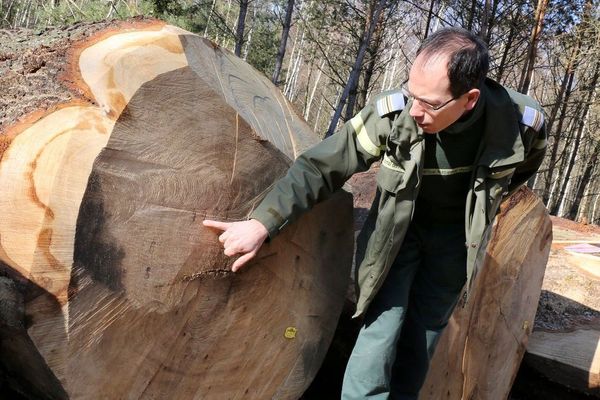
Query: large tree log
0 19 353 399
421 187 552 399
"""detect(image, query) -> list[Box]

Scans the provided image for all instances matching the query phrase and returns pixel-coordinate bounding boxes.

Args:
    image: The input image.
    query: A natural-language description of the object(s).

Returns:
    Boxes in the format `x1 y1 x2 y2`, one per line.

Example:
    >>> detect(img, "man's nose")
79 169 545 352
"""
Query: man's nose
409 100 424 119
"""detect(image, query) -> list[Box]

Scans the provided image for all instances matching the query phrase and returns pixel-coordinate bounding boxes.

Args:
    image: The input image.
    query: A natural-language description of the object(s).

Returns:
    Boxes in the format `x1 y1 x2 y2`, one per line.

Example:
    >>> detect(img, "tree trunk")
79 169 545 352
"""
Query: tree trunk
586 176 600 224
326 0 388 137
0 20 353 399
216 0 233 46
272 0 295 85
551 115 581 216
495 3 519 83
544 56 578 206
313 90 326 131
480 0 491 40
484 0 500 44
466 0 477 31
568 144 600 220
352 6 385 119
234 0 249 56
203 0 217 37
544 38 581 139
518 0 549 94
284 29 305 100
423 0 436 39
552 57 599 215
304 57 327 121
573 63 600 222
282 12 303 94
242 0 258 60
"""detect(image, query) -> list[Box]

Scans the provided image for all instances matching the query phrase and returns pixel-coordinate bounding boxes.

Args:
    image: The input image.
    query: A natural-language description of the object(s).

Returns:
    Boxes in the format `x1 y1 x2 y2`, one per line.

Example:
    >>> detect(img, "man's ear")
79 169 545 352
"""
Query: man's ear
465 88 481 111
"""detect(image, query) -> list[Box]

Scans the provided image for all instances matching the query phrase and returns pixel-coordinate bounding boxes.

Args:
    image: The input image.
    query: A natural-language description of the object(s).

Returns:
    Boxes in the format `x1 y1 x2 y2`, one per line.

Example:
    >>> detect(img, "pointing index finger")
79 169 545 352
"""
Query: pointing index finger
203 219 231 232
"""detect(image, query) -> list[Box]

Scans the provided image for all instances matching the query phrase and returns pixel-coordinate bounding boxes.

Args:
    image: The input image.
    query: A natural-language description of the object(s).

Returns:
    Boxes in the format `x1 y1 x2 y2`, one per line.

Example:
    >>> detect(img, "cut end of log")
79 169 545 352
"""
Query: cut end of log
0 20 351 398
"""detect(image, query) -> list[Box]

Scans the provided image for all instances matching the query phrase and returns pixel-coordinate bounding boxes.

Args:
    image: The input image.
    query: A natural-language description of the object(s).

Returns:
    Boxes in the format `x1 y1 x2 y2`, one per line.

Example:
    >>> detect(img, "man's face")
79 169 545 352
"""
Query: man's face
406 53 480 134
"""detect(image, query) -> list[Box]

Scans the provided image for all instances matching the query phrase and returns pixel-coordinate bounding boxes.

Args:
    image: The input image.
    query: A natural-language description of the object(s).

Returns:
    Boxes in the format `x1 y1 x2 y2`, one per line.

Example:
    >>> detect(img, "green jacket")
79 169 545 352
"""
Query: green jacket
251 79 547 317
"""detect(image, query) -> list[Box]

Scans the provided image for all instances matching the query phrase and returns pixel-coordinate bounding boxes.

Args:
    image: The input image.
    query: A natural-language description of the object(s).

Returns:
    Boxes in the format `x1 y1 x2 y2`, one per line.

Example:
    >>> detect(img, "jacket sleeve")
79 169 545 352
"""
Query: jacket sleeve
249 103 392 238
508 123 547 192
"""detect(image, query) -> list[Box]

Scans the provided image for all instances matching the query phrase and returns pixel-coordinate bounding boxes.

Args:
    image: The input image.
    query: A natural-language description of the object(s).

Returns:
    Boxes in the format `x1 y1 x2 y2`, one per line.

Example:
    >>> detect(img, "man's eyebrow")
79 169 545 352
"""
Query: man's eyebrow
417 95 441 105
406 85 441 105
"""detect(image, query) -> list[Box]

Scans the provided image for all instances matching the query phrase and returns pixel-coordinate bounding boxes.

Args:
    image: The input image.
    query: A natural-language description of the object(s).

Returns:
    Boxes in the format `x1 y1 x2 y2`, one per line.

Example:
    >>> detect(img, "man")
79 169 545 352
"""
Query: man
204 27 546 398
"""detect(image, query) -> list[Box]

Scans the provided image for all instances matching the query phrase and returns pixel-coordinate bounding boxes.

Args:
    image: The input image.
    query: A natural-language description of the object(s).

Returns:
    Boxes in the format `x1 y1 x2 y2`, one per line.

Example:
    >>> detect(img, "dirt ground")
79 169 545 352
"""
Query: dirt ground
535 218 600 332
551 215 600 236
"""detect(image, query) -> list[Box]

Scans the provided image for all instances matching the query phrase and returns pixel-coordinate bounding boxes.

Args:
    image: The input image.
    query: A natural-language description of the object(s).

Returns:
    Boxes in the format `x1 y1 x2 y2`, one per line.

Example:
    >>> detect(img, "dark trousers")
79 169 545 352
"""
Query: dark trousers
342 221 467 399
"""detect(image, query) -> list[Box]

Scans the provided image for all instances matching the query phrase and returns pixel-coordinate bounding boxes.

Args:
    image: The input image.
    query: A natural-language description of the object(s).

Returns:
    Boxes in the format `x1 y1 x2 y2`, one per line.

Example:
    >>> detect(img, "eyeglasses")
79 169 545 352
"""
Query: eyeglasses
401 86 460 112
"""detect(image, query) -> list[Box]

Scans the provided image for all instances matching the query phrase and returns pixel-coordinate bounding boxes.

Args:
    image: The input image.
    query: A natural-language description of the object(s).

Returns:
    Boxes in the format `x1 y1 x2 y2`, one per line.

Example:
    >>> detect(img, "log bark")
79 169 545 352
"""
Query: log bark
0 19 353 399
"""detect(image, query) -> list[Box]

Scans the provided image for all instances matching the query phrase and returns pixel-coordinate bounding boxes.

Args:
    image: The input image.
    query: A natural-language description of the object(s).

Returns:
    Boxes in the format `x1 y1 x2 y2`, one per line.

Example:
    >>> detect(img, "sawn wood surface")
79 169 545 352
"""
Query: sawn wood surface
0 20 353 399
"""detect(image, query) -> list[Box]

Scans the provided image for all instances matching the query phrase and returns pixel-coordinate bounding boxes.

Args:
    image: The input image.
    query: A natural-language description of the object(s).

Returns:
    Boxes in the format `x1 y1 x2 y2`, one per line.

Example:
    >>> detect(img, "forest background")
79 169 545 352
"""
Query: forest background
1 0 599 224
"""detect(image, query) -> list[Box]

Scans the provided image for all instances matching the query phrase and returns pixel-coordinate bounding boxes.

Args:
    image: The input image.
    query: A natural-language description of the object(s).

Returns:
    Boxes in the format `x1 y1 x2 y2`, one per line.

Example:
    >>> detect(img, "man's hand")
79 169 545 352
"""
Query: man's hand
202 219 269 272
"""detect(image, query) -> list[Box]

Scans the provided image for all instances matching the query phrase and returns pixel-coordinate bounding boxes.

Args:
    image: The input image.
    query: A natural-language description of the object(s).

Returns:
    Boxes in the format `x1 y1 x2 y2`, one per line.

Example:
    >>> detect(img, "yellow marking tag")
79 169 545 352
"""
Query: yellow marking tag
284 327 297 339
522 321 529 331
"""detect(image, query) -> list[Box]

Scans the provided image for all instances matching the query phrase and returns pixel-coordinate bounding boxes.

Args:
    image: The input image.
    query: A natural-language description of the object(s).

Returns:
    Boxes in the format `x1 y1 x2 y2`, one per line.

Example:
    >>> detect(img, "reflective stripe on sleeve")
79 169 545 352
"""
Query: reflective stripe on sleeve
351 114 383 157
522 106 545 132
376 93 405 117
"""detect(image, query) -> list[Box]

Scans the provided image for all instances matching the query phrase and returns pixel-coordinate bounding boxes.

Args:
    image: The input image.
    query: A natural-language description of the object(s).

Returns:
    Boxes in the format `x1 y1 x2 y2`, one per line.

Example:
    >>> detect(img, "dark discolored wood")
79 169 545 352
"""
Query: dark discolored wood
0 275 67 400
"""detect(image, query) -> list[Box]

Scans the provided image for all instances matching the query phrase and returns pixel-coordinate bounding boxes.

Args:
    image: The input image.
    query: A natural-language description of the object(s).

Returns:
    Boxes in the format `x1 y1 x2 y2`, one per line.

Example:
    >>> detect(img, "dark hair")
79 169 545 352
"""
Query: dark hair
416 27 489 97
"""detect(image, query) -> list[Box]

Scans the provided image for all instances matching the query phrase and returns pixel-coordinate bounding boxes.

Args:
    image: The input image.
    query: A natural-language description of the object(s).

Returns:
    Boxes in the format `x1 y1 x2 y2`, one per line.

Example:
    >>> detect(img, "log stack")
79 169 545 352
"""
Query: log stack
0 19 353 399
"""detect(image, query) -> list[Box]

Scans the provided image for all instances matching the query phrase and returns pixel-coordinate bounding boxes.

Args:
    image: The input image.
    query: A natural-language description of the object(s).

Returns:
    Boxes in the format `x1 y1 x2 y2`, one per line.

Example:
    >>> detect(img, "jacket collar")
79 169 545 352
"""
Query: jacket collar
443 89 486 134
477 78 525 168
